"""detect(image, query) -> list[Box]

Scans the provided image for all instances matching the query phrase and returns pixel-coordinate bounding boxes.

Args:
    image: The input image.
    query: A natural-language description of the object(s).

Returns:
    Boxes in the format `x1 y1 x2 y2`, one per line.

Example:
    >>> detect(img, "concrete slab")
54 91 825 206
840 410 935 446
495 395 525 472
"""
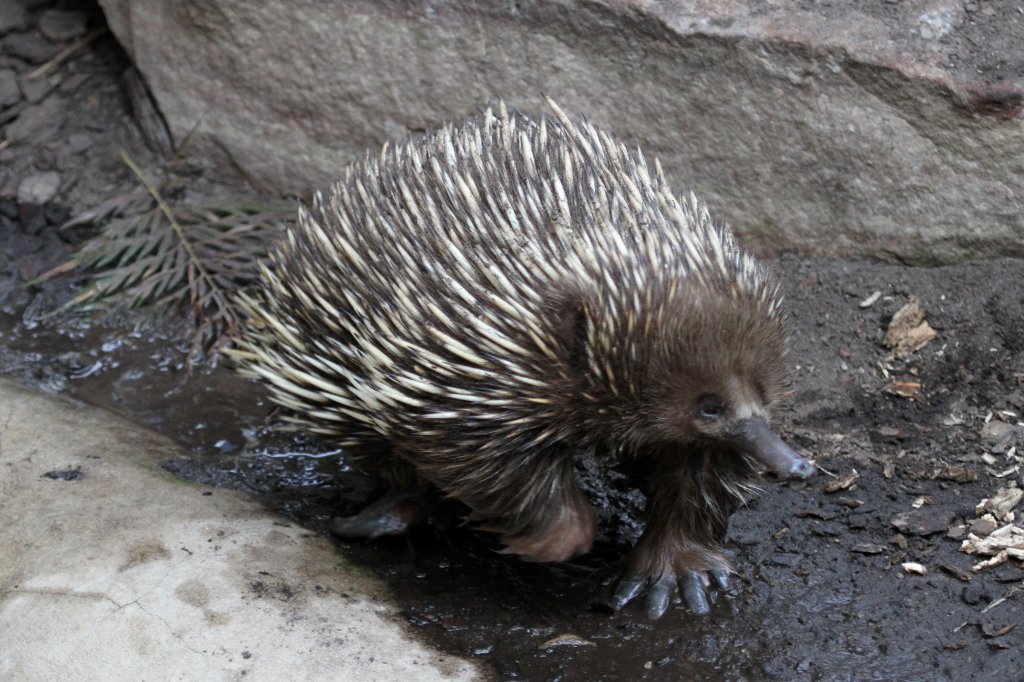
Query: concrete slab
0 378 481 681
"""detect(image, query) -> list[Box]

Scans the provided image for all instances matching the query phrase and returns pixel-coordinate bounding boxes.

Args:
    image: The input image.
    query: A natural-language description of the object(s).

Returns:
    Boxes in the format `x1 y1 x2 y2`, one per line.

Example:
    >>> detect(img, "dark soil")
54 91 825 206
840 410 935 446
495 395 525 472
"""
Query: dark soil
2 3 1022 681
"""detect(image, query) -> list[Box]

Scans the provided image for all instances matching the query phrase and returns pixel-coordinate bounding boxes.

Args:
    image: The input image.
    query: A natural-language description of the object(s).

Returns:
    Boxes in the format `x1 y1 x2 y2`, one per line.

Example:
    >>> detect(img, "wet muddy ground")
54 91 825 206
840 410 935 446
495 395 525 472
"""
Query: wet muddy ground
2 4 1023 680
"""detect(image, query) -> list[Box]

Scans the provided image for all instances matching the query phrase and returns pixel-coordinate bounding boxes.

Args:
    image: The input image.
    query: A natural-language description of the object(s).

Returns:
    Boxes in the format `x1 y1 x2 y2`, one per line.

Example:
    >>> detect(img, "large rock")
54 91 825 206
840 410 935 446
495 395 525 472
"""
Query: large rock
98 0 1023 262
0 378 479 682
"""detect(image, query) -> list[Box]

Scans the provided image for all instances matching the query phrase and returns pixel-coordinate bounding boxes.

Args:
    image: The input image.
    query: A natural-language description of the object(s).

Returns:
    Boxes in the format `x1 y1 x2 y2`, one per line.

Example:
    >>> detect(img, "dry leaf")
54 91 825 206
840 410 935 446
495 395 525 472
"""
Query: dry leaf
539 634 596 650
975 486 1023 522
824 469 860 493
883 297 937 356
884 381 922 398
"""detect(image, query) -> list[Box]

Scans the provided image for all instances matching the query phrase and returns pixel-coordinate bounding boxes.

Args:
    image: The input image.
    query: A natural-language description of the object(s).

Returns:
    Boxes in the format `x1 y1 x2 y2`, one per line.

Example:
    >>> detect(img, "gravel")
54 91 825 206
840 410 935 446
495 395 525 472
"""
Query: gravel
38 9 88 42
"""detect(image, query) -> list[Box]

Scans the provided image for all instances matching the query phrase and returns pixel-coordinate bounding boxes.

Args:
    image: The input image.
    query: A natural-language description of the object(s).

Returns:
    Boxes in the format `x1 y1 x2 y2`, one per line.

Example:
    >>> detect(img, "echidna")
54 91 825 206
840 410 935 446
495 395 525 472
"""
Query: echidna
231 99 813 619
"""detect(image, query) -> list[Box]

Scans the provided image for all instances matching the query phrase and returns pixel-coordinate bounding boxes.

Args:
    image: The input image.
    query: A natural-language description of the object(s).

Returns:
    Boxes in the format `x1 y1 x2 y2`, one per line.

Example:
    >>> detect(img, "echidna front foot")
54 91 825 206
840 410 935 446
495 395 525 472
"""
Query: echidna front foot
330 489 427 540
611 539 733 619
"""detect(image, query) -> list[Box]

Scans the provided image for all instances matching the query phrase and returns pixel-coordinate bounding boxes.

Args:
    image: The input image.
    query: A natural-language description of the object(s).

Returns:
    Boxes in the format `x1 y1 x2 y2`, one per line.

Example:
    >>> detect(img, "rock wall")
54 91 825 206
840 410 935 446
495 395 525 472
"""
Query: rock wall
97 0 1024 262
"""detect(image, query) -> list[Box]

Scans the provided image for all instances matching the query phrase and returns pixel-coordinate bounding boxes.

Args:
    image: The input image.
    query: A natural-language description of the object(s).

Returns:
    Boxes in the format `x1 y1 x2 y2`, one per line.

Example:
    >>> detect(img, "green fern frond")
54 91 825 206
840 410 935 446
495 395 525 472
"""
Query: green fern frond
41 151 293 362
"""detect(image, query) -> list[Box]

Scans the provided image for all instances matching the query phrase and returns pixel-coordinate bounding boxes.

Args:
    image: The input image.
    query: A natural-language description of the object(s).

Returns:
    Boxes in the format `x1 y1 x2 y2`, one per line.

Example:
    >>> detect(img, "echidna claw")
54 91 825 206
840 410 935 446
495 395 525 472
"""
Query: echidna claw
646 575 677 619
610 576 645 611
709 568 730 590
611 568 730 619
679 571 710 616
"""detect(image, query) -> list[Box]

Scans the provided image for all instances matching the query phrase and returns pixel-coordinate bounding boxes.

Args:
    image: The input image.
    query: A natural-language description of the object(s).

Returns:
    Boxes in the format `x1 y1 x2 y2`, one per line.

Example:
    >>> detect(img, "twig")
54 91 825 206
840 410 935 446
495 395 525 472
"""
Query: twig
980 580 1023 614
815 462 837 477
118 150 236 325
27 27 108 80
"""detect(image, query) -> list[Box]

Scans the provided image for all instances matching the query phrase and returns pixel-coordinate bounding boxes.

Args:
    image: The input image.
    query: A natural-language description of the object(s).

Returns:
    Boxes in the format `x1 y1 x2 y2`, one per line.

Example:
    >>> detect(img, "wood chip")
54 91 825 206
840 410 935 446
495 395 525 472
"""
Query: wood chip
970 551 1010 572
937 563 972 582
824 469 860 493
981 622 1016 638
961 522 1024 567
884 381 922 398
859 290 882 308
538 634 596 650
975 487 1023 522
902 562 928 575
933 463 977 483
883 296 937 356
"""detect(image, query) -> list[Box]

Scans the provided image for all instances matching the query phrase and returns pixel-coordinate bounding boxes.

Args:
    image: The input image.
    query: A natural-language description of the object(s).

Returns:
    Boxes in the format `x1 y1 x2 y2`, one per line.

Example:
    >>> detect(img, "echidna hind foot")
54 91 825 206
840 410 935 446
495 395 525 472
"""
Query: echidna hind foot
500 495 597 563
330 489 428 540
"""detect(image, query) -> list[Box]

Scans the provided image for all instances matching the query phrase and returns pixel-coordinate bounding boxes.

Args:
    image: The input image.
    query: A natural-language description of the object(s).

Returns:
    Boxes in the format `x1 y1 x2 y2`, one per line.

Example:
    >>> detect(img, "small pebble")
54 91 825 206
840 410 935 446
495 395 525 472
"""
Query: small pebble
43 204 70 225
62 132 93 155
962 581 991 606
0 199 17 219
0 68 20 108
981 420 1017 446
2 32 61 64
17 73 50 104
17 171 61 205
58 72 90 93
946 524 968 540
38 9 89 42
969 515 998 537
0 1 29 35
4 96 66 144
769 552 803 568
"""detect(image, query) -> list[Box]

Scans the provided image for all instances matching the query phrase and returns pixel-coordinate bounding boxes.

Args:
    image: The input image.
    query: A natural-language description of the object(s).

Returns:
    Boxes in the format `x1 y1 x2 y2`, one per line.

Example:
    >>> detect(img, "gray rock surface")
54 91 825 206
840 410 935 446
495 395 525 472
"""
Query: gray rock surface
0 378 480 682
96 0 1023 262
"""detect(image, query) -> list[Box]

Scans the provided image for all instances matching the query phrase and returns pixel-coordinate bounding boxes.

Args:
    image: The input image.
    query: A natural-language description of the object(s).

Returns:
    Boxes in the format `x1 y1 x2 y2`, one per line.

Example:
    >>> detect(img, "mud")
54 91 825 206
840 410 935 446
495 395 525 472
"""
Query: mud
2 4 1022 680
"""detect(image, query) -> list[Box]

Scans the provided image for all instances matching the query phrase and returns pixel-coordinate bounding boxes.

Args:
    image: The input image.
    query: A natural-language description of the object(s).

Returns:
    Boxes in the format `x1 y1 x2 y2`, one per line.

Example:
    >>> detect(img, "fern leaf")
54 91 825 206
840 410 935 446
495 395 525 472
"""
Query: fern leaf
39 150 293 361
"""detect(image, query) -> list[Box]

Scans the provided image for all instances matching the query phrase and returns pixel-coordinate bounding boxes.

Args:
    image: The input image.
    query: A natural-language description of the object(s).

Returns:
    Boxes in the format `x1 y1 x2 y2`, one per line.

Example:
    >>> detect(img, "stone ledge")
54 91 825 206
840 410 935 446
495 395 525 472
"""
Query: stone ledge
97 0 1023 262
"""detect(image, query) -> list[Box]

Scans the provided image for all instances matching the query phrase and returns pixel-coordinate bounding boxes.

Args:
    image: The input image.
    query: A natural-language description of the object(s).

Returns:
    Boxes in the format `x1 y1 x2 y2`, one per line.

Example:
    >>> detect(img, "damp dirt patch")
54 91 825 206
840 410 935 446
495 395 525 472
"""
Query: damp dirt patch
5 204 1023 681
2 3 1022 680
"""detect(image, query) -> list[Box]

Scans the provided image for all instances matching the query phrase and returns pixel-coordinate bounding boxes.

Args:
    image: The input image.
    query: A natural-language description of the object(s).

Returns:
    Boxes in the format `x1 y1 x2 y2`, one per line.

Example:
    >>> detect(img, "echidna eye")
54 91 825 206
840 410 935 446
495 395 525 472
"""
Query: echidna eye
698 395 725 421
